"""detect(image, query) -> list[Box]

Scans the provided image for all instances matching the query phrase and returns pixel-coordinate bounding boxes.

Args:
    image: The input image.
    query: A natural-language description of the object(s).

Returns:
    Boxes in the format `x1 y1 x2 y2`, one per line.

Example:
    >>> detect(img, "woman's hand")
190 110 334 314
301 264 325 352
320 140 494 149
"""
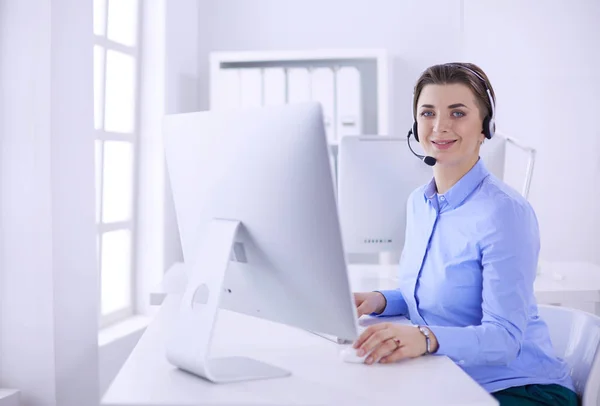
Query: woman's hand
352 323 439 365
353 292 387 317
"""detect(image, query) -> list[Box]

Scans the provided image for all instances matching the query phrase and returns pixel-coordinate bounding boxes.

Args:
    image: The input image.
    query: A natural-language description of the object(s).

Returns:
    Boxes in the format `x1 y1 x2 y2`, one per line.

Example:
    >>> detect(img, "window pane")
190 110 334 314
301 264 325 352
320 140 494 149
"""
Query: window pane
95 140 103 223
107 0 138 46
94 46 105 130
101 229 131 315
104 50 135 133
93 0 107 36
102 141 133 223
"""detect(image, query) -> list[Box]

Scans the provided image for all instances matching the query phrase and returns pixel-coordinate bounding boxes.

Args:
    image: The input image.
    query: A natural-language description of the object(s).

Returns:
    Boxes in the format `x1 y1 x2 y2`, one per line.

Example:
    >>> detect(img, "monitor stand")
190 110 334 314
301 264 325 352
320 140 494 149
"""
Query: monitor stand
165 218 291 383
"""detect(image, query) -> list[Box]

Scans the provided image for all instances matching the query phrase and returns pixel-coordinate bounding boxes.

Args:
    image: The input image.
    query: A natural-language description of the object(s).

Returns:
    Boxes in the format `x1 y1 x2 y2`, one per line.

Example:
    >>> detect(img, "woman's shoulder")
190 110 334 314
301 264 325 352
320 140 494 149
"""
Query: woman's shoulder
479 174 531 209
477 174 539 228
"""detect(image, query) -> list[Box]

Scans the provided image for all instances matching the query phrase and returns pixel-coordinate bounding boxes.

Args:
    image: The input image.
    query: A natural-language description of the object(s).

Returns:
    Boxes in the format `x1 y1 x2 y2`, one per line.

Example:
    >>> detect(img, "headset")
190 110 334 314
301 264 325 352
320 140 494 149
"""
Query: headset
407 63 496 166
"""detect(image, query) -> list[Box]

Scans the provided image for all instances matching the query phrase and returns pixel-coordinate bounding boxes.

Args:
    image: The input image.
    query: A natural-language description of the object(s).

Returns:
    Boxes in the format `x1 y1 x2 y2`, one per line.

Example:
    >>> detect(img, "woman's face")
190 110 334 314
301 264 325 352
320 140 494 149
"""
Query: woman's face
416 83 485 168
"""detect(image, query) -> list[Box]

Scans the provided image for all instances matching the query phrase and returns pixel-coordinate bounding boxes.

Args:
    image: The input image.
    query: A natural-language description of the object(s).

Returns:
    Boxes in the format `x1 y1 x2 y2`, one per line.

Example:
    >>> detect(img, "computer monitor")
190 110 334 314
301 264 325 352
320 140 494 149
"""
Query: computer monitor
162 103 359 384
337 134 506 256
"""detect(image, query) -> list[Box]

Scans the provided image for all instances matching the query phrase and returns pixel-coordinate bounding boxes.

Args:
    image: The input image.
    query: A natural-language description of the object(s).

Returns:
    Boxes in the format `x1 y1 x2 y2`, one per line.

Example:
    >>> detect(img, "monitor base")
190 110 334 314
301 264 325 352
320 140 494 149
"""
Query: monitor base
199 357 291 383
165 218 291 384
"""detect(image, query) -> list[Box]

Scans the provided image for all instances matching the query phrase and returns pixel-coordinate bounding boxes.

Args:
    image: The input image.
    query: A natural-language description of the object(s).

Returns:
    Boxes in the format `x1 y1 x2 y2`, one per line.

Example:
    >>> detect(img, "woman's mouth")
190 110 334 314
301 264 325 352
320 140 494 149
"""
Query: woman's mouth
431 140 457 150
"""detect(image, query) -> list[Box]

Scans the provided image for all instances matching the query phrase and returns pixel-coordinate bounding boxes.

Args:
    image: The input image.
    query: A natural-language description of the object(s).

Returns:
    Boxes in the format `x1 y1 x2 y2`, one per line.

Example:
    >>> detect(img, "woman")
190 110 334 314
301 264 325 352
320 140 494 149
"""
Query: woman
352 63 578 406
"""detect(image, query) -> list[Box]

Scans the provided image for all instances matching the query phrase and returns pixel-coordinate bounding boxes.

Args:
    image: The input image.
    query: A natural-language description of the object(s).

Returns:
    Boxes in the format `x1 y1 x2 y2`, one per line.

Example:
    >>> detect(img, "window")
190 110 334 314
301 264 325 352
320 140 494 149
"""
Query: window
93 0 140 327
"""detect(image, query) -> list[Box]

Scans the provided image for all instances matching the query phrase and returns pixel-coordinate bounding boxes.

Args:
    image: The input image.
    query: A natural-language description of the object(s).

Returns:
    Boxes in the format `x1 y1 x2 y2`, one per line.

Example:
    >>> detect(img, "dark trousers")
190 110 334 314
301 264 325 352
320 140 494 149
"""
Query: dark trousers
492 384 579 406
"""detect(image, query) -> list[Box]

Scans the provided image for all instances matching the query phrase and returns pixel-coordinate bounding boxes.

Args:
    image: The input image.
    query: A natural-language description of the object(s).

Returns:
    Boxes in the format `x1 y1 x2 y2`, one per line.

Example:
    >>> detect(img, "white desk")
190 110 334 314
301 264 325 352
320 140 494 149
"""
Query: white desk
106 260 600 406
0 389 20 406
102 294 497 406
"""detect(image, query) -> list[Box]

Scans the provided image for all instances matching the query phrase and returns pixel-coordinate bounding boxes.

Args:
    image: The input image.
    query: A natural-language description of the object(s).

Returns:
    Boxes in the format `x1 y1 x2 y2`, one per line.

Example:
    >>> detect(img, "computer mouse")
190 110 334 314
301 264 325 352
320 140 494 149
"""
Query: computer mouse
339 346 372 363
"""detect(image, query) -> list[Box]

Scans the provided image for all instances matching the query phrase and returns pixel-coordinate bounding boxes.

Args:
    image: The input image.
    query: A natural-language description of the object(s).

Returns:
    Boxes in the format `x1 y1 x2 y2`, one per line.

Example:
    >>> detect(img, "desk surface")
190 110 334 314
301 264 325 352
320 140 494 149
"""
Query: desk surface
0 389 20 406
113 260 600 406
103 295 497 406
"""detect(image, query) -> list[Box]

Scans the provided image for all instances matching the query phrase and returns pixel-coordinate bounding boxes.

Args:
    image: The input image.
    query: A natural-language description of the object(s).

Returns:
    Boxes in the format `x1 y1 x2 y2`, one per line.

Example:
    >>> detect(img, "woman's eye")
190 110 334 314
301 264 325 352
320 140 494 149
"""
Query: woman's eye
420 111 434 117
452 111 465 118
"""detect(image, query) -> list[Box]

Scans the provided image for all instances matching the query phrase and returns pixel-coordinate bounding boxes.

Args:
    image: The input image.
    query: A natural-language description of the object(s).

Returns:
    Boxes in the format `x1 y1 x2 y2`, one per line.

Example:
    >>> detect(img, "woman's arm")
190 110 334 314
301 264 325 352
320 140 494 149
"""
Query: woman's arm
428 198 539 366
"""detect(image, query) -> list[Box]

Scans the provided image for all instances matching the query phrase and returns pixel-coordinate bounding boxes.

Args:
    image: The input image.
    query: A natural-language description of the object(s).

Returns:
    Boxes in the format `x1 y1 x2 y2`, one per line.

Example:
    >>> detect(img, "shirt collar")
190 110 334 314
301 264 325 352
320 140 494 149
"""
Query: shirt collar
423 158 490 209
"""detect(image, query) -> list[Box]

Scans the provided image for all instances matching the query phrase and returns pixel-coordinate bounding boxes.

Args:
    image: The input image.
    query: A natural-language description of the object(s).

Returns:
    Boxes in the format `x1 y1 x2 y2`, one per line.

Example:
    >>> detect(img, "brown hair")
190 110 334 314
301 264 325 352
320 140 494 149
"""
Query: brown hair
412 62 496 121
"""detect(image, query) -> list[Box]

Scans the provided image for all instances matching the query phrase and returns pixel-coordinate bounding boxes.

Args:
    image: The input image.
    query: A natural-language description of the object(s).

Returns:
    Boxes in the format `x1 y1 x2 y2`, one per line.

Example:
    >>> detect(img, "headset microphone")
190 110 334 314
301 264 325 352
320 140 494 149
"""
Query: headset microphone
407 128 437 166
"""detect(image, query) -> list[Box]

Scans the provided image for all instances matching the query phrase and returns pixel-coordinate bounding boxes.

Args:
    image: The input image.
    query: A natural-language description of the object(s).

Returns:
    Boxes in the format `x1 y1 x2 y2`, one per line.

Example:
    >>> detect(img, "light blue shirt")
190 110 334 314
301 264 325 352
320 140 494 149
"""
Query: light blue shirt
378 158 574 393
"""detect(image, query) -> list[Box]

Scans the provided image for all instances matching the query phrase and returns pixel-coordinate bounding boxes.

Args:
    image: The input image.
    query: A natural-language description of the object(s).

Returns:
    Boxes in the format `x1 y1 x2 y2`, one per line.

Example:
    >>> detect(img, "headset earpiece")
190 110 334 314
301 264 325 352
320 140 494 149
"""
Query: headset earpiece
483 116 492 139
483 87 495 139
482 115 496 139
412 121 419 142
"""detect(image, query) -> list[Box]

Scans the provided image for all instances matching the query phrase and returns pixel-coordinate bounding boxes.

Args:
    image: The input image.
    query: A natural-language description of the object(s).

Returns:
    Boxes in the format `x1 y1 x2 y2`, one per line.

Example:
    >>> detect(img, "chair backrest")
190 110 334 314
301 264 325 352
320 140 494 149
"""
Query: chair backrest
479 132 506 180
538 304 600 405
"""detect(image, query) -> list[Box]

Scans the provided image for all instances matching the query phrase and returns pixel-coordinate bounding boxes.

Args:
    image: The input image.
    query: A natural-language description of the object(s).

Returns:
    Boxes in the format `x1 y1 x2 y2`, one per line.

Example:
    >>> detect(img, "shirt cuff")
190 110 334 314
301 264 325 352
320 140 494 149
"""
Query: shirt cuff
373 289 408 317
428 325 479 365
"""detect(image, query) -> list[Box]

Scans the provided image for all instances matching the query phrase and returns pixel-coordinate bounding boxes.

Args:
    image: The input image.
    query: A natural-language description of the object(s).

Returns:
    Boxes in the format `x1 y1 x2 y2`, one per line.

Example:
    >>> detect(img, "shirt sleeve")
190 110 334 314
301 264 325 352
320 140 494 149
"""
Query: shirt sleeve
373 289 409 316
428 197 540 367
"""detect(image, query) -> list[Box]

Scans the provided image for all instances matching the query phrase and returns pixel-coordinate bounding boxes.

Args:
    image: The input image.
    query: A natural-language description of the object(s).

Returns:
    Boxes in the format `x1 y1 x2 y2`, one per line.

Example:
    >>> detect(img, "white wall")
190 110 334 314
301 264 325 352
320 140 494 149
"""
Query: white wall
137 0 201 294
461 0 600 265
0 1 98 405
163 0 200 271
135 0 200 315
197 0 464 136
135 0 168 320
195 0 600 266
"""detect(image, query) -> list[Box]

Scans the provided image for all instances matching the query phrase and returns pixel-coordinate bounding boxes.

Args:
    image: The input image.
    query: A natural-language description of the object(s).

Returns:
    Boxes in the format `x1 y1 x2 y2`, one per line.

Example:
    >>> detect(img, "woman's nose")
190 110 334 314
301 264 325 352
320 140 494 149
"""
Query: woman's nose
433 116 452 133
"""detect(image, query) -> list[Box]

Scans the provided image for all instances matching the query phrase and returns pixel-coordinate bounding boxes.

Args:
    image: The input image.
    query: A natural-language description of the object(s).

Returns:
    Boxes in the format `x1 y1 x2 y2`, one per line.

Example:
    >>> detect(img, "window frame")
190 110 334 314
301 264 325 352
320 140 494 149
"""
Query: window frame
94 0 142 328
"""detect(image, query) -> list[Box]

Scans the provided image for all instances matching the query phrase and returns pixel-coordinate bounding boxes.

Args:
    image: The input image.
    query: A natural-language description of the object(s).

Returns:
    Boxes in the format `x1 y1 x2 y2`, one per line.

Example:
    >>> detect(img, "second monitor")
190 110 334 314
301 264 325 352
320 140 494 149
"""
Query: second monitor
337 134 506 255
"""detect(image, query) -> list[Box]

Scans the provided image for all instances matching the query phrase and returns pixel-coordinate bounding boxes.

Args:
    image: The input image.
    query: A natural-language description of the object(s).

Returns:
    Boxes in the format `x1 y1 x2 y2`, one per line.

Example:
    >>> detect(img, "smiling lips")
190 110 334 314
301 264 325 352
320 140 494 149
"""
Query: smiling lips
431 139 457 150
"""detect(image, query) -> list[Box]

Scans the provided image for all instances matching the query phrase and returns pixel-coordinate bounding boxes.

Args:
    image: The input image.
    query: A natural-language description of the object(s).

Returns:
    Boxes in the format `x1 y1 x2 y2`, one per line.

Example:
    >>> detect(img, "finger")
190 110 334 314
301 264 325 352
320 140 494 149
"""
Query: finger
357 328 396 356
379 344 411 364
356 302 370 317
353 323 389 348
365 338 399 365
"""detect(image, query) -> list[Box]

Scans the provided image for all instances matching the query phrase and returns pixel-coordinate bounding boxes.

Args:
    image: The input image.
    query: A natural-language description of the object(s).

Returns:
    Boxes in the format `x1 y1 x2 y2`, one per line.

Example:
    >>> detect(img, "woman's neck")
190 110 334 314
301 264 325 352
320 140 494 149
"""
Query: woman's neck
433 155 479 195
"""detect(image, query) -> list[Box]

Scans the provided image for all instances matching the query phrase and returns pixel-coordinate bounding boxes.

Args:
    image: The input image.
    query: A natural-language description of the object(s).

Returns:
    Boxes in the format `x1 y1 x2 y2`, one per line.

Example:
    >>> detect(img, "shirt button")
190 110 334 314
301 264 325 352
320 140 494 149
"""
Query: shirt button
458 360 465 365
440 196 445 201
